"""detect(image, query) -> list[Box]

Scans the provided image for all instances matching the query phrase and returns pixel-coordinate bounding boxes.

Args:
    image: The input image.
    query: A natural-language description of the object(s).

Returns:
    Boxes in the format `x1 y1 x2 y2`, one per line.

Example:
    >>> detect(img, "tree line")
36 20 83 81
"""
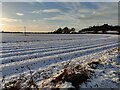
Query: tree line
51 24 120 34
1 24 120 34
52 27 77 34
79 24 120 34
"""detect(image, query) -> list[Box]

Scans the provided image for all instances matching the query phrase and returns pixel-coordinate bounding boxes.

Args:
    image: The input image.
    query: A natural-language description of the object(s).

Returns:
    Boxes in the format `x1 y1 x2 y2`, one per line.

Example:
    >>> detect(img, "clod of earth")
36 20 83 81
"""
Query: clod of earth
87 60 103 69
40 65 90 89
38 59 108 89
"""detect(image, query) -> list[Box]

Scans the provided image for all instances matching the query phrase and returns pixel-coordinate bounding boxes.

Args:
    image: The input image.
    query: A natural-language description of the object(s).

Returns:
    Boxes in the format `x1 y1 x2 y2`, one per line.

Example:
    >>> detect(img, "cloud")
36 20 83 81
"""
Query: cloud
60 2 117 21
42 2 117 30
28 2 36 5
1 18 21 22
1 0 120 2
43 9 60 13
32 10 41 14
32 19 42 22
32 9 61 14
2 2 118 32
44 16 64 20
16 13 24 16
25 2 118 30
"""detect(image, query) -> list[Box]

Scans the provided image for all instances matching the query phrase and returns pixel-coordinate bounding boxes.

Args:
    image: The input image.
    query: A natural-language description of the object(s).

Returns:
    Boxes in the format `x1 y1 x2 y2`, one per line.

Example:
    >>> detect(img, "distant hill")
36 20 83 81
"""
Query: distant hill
1 24 120 34
78 24 120 34
0 31 51 34
52 24 120 34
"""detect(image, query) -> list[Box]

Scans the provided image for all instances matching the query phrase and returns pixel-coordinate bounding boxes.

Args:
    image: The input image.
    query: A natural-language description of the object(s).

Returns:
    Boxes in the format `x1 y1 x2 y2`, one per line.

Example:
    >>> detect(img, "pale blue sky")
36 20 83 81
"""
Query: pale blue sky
1 2 118 32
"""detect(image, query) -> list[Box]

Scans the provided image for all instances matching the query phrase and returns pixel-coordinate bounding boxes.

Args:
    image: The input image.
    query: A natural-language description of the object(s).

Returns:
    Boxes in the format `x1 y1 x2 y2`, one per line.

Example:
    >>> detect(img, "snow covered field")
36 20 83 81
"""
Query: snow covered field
0 33 120 89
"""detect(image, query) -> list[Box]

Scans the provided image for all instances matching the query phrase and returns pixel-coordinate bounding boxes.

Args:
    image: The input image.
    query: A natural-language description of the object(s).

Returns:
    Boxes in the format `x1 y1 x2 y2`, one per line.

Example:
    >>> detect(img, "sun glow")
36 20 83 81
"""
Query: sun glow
0 21 4 32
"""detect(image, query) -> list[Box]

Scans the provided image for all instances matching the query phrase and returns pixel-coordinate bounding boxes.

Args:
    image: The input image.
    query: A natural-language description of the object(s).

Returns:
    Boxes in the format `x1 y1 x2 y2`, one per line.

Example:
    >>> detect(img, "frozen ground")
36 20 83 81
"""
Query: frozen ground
38 47 120 89
0 33 120 89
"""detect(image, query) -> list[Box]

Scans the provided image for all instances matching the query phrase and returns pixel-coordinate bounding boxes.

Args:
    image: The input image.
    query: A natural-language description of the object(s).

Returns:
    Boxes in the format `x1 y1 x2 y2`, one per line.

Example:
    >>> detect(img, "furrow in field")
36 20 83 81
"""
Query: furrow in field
2 35 112 43
1 41 80 51
1 37 116 52
2 39 115 57
1 37 117 56
1 43 118 76
1 38 85 49
2 37 79 43
0 46 116 85
1 41 117 64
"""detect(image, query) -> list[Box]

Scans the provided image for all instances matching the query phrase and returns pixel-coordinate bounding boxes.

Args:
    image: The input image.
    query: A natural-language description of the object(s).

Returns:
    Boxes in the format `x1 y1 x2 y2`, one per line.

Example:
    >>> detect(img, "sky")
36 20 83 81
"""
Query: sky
0 2 118 32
